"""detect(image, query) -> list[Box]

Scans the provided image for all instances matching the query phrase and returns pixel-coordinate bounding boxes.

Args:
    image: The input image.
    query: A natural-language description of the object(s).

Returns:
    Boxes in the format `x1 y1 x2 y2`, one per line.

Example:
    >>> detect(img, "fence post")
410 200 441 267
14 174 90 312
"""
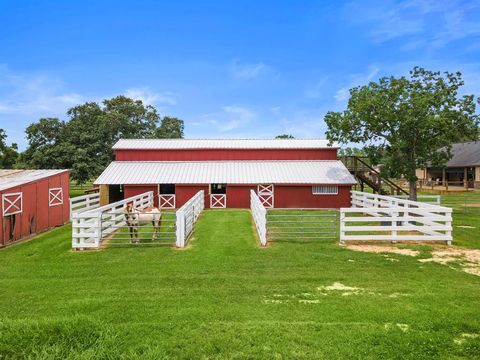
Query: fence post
176 209 185 248
339 209 345 245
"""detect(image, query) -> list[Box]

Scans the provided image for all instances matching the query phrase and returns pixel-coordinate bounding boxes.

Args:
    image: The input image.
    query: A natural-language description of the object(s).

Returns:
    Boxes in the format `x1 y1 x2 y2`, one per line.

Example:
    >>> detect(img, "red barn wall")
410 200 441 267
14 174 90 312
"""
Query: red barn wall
226 185 257 208
274 185 352 208
115 148 338 161
0 171 70 247
176 185 209 208
123 183 352 210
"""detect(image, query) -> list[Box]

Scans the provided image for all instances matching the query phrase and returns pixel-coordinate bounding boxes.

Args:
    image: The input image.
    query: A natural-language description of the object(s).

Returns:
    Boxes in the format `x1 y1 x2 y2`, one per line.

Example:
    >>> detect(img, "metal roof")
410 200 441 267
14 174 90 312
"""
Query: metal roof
445 141 480 167
94 161 356 185
0 169 69 192
112 139 338 150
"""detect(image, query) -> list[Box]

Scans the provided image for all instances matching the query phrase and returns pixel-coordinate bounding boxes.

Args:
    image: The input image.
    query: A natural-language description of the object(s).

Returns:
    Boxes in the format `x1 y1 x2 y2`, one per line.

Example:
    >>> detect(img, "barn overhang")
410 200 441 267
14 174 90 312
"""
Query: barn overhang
94 160 356 186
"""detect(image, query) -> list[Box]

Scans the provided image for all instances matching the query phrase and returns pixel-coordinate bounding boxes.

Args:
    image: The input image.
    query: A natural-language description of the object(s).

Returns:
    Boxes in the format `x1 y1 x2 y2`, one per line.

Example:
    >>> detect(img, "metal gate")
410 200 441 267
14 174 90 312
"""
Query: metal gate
267 209 338 242
257 184 274 208
100 210 177 247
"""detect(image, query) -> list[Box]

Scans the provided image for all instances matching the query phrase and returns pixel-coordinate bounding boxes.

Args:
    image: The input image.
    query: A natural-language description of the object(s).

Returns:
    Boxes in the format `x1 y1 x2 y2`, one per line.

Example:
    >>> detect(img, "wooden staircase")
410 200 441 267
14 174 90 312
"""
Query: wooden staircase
340 156 408 196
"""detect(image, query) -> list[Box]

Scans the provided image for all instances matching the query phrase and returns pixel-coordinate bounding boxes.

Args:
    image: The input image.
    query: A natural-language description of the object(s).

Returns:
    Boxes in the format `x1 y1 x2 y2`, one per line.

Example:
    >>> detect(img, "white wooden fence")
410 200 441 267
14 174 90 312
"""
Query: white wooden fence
340 191 452 244
393 194 441 205
69 193 100 220
176 190 205 248
72 192 154 249
72 190 205 250
250 190 267 246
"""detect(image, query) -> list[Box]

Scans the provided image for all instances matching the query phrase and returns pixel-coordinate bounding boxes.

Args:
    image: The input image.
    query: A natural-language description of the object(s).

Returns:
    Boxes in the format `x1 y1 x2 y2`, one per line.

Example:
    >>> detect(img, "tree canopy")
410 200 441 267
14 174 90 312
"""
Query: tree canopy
0 129 20 169
325 67 480 199
23 96 185 184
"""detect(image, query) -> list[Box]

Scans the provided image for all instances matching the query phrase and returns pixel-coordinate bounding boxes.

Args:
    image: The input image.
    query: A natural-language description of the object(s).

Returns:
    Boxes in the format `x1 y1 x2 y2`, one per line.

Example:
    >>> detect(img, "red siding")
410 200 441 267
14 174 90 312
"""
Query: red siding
226 185 257 208
124 183 351 209
274 185 352 208
124 185 158 206
176 185 209 208
0 171 70 247
115 148 337 161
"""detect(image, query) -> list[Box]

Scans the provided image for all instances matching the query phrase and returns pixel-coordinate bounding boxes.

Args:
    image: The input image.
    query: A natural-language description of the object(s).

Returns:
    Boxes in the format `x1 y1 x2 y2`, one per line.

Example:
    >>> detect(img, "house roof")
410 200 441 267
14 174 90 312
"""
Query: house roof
0 169 69 192
445 141 480 167
94 161 356 185
112 138 339 150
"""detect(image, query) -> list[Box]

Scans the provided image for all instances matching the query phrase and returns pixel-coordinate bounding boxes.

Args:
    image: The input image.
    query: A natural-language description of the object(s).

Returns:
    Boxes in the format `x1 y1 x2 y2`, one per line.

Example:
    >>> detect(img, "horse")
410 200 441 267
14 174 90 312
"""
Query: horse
124 203 162 243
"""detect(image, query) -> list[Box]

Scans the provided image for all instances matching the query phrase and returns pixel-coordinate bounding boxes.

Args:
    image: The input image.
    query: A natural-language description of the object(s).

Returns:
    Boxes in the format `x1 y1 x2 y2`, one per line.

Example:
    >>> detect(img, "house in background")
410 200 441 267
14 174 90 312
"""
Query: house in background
416 141 480 189
94 139 357 209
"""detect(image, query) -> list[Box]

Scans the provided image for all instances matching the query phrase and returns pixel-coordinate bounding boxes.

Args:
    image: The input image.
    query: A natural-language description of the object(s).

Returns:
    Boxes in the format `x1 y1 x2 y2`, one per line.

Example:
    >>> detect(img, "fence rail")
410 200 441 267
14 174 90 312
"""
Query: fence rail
267 210 338 241
175 190 204 248
340 191 452 244
69 193 100 220
72 192 154 249
393 194 441 205
250 190 267 246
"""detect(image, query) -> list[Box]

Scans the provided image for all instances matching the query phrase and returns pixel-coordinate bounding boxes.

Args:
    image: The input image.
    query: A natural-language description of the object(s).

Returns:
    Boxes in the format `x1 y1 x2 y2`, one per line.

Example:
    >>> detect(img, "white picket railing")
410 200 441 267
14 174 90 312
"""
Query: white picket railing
340 191 452 244
176 190 205 248
71 192 154 249
250 190 267 246
69 193 100 220
393 194 441 205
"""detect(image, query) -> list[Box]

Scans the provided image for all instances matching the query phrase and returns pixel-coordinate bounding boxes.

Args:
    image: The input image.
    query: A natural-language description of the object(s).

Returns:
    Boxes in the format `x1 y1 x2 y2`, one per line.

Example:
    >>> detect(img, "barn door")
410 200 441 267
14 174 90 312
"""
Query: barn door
257 184 274 208
210 184 227 208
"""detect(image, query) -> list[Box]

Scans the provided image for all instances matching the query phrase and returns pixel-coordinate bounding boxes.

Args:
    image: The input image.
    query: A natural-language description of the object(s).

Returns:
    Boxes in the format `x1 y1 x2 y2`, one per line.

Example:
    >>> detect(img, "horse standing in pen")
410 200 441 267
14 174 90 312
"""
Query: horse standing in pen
124 203 162 243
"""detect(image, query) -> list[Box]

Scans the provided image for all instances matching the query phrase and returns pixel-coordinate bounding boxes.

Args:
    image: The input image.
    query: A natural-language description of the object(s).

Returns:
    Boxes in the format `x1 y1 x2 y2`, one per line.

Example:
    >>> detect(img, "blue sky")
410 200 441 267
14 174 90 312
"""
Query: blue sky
1 0 479 149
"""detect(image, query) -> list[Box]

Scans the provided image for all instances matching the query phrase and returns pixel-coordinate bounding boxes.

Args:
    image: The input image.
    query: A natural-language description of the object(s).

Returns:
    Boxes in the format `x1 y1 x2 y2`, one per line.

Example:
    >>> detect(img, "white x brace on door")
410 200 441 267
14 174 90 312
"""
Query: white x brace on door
159 194 176 209
49 188 64 206
210 194 226 208
2 192 23 216
257 184 274 208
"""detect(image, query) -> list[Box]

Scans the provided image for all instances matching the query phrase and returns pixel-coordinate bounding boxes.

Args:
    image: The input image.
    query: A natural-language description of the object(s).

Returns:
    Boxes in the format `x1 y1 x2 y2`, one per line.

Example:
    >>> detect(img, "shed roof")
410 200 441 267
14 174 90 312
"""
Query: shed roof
0 169 69 192
94 161 356 185
112 138 338 150
444 141 480 167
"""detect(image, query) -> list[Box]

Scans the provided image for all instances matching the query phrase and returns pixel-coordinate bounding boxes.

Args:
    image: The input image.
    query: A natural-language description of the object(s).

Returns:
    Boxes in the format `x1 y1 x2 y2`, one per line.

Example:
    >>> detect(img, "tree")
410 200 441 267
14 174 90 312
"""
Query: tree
24 96 162 184
156 116 184 139
325 67 480 200
275 134 294 139
0 129 20 169
338 147 366 157
23 118 68 169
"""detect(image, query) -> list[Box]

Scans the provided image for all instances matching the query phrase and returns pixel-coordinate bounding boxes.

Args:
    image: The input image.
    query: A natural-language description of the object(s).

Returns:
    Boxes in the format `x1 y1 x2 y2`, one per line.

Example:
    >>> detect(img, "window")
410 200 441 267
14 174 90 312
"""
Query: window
49 188 64 206
312 186 338 195
2 192 23 216
159 184 176 194
210 184 227 194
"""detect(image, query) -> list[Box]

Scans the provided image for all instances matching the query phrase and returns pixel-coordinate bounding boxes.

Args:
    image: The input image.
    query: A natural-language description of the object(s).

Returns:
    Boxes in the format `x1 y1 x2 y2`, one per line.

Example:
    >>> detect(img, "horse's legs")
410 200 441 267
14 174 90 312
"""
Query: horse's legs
152 220 158 240
128 224 134 243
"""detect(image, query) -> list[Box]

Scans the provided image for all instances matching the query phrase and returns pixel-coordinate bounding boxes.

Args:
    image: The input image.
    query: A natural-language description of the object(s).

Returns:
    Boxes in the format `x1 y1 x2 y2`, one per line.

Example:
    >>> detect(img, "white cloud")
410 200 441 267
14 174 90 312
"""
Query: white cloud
124 87 176 106
305 77 328 99
344 0 480 49
231 60 269 79
0 66 83 115
335 65 380 102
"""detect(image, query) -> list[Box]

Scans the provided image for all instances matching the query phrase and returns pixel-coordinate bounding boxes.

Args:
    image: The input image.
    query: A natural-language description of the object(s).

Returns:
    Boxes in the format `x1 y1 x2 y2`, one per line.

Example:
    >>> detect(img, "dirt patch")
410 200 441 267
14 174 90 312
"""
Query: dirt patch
419 249 480 276
346 245 419 257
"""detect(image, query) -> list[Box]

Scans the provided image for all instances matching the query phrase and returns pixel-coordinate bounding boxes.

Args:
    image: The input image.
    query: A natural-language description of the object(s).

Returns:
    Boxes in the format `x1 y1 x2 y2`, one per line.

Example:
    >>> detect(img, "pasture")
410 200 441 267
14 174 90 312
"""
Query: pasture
1 209 480 359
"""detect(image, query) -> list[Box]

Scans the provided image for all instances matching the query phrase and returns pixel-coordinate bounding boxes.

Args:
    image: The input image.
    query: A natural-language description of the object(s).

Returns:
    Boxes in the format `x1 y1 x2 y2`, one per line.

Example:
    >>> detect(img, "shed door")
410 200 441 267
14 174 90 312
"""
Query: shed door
257 184 274 208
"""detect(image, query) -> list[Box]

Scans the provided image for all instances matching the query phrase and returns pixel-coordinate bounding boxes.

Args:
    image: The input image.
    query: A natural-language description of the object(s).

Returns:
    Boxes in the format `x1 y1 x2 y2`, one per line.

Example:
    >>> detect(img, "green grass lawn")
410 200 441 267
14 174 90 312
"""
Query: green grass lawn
1 209 480 359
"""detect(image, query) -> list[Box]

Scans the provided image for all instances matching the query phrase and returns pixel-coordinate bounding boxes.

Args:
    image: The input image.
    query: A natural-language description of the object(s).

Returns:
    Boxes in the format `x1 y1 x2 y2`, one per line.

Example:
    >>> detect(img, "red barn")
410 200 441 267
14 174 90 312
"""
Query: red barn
0 169 70 247
94 139 356 209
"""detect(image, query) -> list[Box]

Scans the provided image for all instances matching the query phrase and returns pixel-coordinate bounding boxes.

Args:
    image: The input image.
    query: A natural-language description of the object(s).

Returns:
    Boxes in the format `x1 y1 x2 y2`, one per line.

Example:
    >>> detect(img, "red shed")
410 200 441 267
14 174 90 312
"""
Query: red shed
0 169 70 247
94 139 356 209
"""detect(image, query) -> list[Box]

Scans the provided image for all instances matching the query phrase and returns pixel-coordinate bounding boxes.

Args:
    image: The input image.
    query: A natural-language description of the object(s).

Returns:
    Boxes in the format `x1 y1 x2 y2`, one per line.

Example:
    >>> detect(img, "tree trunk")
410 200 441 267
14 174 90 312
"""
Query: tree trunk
409 181 417 201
